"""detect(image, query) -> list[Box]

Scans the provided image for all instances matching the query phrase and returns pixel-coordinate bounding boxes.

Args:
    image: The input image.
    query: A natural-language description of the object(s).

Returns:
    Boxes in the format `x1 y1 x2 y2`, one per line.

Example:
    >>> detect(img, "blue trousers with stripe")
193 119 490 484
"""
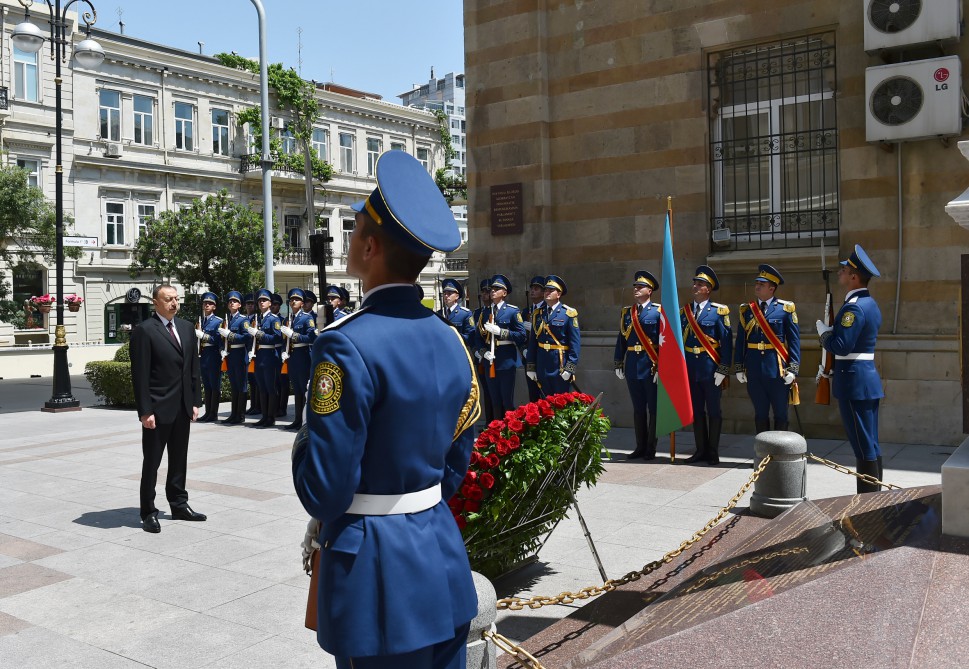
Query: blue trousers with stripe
839 398 880 461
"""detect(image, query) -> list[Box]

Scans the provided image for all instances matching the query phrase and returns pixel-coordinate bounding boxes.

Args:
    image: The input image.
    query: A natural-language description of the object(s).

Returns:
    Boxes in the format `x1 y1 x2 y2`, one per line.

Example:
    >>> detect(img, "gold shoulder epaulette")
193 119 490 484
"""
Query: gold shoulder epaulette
566 307 578 318
783 301 796 313
717 305 730 316
739 303 750 313
655 303 662 312
621 306 631 317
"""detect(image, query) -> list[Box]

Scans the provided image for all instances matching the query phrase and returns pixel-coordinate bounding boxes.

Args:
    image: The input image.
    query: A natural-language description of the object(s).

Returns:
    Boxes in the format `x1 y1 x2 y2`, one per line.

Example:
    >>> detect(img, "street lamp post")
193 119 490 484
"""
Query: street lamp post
13 0 104 412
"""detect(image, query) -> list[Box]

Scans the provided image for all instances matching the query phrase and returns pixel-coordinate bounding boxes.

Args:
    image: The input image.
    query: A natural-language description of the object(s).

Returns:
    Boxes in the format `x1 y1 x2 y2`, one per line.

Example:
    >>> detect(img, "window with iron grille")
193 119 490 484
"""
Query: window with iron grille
284 214 301 248
709 33 839 251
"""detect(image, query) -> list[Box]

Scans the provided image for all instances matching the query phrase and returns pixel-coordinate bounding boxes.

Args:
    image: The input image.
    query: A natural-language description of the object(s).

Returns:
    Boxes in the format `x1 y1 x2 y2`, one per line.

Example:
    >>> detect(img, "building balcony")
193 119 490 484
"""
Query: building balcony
278 246 333 266
0 86 8 111
444 257 468 272
239 152 306 180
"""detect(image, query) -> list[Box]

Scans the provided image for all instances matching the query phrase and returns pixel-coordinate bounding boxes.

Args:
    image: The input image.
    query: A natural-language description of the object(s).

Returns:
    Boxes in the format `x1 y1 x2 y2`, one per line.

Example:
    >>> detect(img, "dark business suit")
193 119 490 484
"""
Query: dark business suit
131 313 201 519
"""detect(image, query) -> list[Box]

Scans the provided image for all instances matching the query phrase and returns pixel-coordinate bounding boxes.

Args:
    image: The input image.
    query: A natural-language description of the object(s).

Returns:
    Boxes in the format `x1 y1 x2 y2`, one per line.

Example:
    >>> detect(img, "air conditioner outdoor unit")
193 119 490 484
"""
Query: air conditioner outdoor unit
104 142 123 158
864 0 962 52
271 116 287 129
865 56 962 143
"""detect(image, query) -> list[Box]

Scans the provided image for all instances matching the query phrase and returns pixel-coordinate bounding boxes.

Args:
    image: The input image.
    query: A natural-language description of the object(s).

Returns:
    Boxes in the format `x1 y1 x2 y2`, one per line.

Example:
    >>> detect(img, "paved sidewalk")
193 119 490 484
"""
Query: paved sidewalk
0 379 955 666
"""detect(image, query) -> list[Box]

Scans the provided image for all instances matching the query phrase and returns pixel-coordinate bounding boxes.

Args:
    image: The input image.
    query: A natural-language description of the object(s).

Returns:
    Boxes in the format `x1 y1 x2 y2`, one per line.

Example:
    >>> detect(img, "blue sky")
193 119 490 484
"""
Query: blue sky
100 0 465 102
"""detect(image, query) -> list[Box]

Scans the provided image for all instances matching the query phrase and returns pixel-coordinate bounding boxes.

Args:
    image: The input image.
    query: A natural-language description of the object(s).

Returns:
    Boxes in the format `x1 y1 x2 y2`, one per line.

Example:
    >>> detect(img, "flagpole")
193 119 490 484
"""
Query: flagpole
667 196 676 463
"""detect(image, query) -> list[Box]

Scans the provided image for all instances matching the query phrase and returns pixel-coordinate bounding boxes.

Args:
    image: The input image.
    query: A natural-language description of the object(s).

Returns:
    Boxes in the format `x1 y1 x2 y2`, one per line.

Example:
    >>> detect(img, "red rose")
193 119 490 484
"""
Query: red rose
486 454 500 468
496 442 510 456
525 412 541 426
448 497 463 513
463 500 481 513
467 485 484 501
508 435 521 450
580 393 595 404
537 399 551 411
507 418 524 432
504 410 516 421
480 472 495 489
469 452 480 465
514 406 527 419
551 395 568 409
489 420 504 430
464 471 477 485
455 515 467 530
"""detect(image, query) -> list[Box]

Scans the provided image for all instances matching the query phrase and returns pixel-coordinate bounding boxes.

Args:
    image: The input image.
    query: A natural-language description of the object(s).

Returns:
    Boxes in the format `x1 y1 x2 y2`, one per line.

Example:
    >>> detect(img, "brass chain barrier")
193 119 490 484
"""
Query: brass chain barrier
494 454 772 611
483 629 548 669
682 546 809 594
806 453 900 490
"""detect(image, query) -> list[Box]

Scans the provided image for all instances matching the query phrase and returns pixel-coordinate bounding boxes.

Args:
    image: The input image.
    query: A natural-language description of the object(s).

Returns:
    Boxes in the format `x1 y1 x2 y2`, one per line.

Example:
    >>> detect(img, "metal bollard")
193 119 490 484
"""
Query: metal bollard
467 571 498 669
750 430 807 518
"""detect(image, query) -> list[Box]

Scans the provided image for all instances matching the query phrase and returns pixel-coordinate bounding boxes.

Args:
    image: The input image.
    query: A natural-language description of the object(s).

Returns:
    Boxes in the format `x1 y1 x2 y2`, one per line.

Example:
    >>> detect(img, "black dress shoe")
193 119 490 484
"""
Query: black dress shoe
142 512 161 533
170 506 207 521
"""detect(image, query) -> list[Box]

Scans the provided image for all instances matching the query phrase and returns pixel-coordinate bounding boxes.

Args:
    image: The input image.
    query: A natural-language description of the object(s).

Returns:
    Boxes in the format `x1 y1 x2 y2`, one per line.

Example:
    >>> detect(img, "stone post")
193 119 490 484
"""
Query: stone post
467 571 497 669
750 430 808 518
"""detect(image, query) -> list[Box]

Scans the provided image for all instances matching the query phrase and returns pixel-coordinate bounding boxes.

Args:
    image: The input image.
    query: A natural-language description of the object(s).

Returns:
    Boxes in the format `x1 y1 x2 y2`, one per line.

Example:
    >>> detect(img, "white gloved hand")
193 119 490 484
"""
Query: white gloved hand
483 350 495 362
220 350 228 359
736 371 747 384
714 372 726 387
245 325 259 337
615 368 625 380
281 351 290 362
474 350 482 362
301 517 322 574
783 371 796 385
524 321 532 332
560 370 572 381
484 322 501 336
816 319 833 336
280 325 294 338
653 371 659 384
526 371 538 382
217 327 231 337
194 329 205 340
816 364 831 382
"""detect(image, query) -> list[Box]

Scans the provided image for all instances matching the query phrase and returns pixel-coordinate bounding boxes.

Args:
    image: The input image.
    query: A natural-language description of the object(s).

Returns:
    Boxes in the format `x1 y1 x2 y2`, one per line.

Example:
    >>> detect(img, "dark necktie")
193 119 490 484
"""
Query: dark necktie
166 321 181 350
694 303 700 318
760 301 767 313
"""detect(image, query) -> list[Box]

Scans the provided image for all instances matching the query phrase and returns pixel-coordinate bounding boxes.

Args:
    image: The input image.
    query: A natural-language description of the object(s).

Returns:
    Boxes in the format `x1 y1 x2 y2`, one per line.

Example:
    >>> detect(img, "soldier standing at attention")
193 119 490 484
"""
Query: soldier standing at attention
734 264 800 434
681 266 732 465
243 293 261 417
292 150 478 669
246 289 282 427
615 271 661 460
302 290 318 318
522 276 546 402
280 288 317 431
817 245 884 493
527 275 580 396
480 274 527 418
471 279 495 424
195 292 223 422
217 290 251 424
326 285 351 320
441 278 475 345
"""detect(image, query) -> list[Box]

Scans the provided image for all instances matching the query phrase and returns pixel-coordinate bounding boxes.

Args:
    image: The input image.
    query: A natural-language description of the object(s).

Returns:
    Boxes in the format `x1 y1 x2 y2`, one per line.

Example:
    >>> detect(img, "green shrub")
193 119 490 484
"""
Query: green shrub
113 342 131 362
85 361 135 407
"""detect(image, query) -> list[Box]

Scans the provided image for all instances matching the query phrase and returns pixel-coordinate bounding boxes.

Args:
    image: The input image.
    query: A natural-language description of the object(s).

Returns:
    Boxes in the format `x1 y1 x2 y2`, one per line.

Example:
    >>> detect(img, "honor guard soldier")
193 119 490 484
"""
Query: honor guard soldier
217 290 251 424
195 292 223 422
280 288 317 430
243 293 261 417
734 264 801 434
245 289 283 427
527 274 580 396
302 290 318 318
681 266 732 465
522 275 546 402
479 274 527 418
292 150 478 669
615 270 662 460
326 285 350 320
271 293 291 417
441 278 475 345
817 245 884 493
471 278 496 423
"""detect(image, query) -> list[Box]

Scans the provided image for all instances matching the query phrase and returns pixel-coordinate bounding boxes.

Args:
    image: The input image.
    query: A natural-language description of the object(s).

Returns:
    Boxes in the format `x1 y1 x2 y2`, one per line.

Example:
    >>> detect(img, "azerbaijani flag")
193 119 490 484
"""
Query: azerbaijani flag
655 211 693 436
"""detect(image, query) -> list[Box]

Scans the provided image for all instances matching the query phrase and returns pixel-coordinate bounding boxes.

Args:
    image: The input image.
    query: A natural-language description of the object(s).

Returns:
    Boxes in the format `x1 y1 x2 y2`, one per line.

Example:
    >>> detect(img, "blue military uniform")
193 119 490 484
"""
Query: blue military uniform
243 294 262 417
477 274 527 418
820 244 884 492
440 278 474 345
292 150 476 669
283 287 317 431
527 274 580 396
681 266 733 464
272 293 291 418
614 271 661 460
197 292 223 422
734 264 800 433
471 279 496 424
521 275 546 402
250 288 283 427
219 290 251 424
326 285 351 321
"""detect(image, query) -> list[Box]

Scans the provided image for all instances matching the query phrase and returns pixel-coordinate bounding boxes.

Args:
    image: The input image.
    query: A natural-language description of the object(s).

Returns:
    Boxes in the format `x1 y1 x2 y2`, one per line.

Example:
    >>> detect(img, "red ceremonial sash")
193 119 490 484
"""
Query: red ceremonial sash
683 305 721 364
747 301 790 364
629 304 659 365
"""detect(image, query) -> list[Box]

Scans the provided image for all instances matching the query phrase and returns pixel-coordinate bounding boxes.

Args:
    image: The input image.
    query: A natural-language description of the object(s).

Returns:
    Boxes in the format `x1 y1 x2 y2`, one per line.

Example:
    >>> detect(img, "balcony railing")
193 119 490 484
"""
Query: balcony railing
0 87 8 110
239 152 304 177
444 258 468 272
280 246 332 266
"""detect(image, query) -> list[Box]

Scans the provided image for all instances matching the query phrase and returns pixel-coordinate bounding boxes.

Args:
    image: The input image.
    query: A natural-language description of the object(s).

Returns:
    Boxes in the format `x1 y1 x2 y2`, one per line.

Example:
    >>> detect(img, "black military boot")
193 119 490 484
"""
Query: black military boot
856 459 881 494
774 421 789 432
222 392 243 424
876 456 884 486
253 392 270 427
277 382 289 417
208 391 220 422
754 420 771 434
285 393 305 431
644 412 657 461
685 419 708 464
627 412 648 460
246 387 261 416
262 394 278 427
198 389 214 422
707 417 722 466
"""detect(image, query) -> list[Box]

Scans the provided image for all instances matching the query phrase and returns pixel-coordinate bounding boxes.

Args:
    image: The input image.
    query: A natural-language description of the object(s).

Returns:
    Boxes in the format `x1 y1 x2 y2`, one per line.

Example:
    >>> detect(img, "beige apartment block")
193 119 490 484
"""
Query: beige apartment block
465 0 969 444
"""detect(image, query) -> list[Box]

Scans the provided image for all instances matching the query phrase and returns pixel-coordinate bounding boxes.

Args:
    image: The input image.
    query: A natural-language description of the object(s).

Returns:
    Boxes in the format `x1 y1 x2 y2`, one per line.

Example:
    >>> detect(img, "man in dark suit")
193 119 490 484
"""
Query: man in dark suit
131 284 207 533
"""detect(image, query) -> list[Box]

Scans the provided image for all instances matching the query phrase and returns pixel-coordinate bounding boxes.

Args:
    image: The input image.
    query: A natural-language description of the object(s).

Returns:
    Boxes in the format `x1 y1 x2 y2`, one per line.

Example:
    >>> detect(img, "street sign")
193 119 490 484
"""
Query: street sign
64 236 98 248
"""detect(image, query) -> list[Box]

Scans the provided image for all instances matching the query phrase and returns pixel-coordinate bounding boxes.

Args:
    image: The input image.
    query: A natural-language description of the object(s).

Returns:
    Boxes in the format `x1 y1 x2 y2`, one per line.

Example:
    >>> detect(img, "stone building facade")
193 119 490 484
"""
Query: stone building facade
464 0 969 445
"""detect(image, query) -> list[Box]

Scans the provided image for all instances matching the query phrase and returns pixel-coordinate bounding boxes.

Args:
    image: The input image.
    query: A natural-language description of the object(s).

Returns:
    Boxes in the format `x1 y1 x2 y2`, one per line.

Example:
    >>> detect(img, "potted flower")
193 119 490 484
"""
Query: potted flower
64 294 84 312
30 294 55 314
450 391 611 578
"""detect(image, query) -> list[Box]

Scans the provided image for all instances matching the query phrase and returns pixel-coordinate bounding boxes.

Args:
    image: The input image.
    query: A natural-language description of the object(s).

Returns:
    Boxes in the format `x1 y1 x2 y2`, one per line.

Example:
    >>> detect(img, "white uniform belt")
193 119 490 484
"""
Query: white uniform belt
202 343 216 347
835 352 874 361
292 342 309 348
345 483 441 516
496 340 516 346
230 344 246 349
257 345 277 349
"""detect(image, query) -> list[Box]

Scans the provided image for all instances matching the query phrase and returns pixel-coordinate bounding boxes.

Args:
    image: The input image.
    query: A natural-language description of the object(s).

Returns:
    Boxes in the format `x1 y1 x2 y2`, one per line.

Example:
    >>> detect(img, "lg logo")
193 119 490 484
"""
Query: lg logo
935 67 950 90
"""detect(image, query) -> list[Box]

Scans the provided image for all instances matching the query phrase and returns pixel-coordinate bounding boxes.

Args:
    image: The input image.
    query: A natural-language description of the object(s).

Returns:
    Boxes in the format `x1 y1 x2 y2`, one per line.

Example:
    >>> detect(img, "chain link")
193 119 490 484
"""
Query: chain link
483 629 548 669
806 453 900 490
495 455 772 611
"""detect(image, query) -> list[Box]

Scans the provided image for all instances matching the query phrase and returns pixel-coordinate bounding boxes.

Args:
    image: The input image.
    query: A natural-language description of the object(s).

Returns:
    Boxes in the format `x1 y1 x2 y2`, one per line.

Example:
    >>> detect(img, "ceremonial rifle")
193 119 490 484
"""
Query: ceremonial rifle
815 240 834 405
309 233 335 328
489 304 497 378
220 309 229 372
281 310 292 374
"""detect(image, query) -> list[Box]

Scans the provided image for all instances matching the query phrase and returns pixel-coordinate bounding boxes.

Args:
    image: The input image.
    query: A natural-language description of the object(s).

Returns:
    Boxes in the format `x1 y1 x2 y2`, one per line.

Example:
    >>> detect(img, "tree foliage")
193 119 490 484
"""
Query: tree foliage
128 189 282 299
432 109 467 203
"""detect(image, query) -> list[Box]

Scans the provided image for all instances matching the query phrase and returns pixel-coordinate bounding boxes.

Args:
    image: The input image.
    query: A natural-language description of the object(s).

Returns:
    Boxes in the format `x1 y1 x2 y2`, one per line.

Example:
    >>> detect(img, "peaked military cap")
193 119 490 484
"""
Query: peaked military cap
633 270 658 290
350 151 461 256
544 274 567 295
302 290 317 303
693 265 720 291
255 288 272 301
326 285 343 300
201 291 218 304
270 293 283 306
529 275 547 288
841 244 880 278
287 288 305 301
490 274 512 293
226 290 243 303
339 286 350 302
243 293 254 303
442 278 463 299
479 278 491 292
755 264 784 286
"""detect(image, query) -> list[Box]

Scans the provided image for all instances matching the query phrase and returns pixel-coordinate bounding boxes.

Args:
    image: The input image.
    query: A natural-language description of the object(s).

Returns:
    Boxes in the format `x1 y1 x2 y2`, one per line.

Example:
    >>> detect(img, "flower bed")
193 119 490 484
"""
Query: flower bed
451 391 610 578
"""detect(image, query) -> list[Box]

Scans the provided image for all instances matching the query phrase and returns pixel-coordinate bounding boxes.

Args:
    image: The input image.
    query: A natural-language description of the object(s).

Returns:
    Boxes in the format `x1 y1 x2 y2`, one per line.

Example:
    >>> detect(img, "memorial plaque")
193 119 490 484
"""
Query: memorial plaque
490 183 523 236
